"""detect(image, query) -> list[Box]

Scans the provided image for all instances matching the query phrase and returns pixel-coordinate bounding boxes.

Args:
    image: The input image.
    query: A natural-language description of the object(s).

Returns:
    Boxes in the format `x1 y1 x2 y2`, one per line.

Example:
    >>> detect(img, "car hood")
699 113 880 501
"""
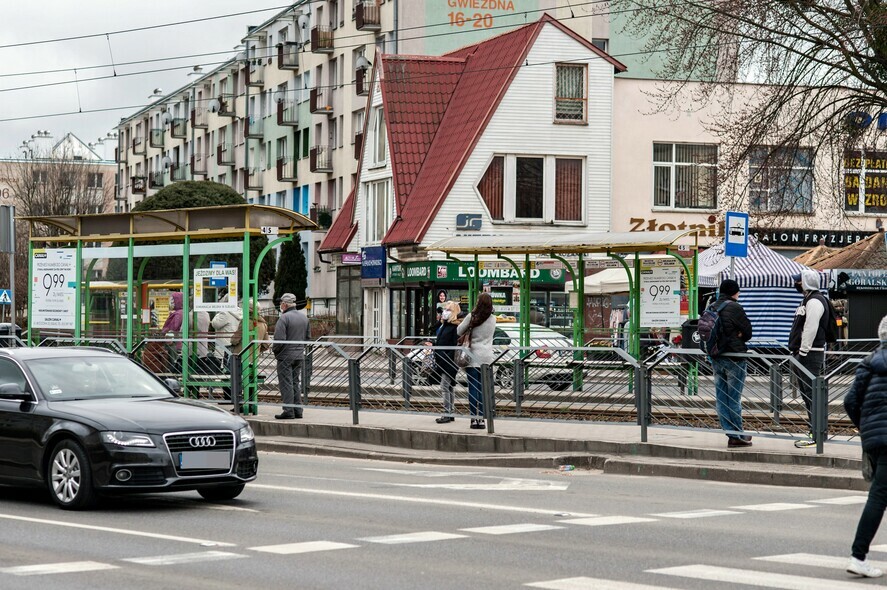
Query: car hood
46 397 246 433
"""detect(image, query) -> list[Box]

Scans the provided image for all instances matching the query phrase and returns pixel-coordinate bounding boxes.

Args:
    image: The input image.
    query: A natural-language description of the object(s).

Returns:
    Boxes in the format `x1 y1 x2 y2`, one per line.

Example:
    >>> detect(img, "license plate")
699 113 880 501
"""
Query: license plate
178 451 231 469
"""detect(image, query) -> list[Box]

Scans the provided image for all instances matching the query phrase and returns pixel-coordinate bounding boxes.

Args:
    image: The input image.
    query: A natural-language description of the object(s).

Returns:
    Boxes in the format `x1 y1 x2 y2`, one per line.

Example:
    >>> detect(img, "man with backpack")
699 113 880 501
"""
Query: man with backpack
702 279 754 448
789 269 834 448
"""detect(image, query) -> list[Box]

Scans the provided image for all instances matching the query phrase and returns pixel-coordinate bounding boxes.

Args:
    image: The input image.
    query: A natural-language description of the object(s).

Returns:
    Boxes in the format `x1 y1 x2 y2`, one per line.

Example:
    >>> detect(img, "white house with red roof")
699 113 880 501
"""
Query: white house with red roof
321 15 625 340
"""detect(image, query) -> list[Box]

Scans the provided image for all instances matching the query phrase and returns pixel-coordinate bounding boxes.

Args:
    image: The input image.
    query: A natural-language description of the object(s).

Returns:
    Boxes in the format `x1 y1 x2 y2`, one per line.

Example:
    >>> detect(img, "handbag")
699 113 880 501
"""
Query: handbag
454 330 472 368
863 449 876 483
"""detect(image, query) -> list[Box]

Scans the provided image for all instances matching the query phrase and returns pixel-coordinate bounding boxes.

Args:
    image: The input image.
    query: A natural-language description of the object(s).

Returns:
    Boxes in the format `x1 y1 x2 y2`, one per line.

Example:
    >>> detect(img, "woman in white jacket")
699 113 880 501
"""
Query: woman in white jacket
210 293 242 399
457 292 496 429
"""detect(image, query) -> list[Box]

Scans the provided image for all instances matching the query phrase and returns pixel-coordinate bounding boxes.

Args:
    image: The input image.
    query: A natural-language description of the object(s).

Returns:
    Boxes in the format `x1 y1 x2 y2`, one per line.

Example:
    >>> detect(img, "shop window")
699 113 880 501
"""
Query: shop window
749 146 813 213
555 64 587 122
653 143 718 210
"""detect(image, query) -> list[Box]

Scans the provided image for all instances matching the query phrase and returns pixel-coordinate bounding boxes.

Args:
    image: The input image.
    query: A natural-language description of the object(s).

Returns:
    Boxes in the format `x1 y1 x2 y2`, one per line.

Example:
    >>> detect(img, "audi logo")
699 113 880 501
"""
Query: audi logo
189 436 217 448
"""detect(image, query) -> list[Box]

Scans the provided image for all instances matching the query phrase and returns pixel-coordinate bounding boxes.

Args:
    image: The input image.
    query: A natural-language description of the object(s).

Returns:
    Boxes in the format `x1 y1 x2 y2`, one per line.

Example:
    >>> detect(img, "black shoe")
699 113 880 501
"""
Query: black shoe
294 412 303 419
436 416 454 424
728 436 753 448
275 412 295 420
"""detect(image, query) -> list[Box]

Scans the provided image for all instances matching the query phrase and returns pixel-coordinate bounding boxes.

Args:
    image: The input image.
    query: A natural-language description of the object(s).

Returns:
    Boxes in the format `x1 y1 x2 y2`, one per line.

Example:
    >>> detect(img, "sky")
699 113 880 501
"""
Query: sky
0 1 295 158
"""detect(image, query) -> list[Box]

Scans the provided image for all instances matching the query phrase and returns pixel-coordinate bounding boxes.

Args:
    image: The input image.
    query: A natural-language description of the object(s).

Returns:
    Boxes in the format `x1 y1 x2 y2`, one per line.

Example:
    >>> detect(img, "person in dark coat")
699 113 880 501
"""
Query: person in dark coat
434 301 461 424
710 279 754 448
843 315 887 578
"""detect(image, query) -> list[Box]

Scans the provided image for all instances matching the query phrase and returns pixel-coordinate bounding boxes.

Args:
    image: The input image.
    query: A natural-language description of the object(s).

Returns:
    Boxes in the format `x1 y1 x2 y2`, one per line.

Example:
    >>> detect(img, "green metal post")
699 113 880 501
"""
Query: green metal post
126 238 134 352
242 231 254 414
181 236 191 397
83 259 98 335
135 257 150 341
548 252 584 391
497 254 529 354
74 241 83 342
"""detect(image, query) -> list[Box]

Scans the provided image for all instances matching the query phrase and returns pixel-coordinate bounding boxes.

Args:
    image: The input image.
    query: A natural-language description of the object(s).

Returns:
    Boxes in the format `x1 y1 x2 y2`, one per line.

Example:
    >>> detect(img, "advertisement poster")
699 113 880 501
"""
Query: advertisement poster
193 268 239 312
639 265 681 327
31 248 77 329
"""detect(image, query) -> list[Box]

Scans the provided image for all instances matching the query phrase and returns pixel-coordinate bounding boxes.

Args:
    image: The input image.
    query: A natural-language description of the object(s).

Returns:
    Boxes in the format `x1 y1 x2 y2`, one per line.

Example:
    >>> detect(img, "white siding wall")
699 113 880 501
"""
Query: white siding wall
422 24 614 249
354 73 393 250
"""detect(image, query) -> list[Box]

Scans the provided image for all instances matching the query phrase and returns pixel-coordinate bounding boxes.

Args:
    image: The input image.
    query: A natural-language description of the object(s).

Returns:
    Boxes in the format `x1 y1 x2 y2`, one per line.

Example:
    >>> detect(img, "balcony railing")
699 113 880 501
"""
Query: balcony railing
132 136 145 155
311 25 334 53
309 87 333 115
217 142 235 166
148 171 164 189
245 60 265 87
170 163 186 182
149 128 165 148
246 167 263 191
171 118 188 139
277 42 300 70
245 117 264 139
354 131 364 160
355 0 381 31
310 145 333 173
277 157 297 182
191 153 207 175
356 67 369 96
132 176 147 194
277 101 299 126
191 108 208 129
218 93 236 117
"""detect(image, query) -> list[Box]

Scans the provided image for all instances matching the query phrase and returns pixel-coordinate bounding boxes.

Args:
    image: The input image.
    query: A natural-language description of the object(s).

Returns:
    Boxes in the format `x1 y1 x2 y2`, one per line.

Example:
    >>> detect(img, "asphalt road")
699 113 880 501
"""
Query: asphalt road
0 452 878 589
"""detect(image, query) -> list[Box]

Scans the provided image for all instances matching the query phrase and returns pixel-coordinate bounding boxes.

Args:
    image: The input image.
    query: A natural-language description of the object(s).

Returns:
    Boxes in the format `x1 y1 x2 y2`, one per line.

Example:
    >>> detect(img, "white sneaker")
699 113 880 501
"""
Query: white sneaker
848 556 883 578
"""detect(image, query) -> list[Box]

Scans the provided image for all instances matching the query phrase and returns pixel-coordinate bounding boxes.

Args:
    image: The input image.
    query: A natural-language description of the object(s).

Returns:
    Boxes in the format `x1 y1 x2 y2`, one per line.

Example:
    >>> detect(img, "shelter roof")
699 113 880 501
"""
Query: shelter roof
429 230 698 255
20 204 316 242
793 244 839 267
809 232 887 270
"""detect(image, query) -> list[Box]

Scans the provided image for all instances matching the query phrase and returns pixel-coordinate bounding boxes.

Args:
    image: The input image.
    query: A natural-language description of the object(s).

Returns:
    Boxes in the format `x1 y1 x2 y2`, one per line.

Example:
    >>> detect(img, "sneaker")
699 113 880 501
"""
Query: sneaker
848 556 883 578
728 437 753 448
794 434 816 448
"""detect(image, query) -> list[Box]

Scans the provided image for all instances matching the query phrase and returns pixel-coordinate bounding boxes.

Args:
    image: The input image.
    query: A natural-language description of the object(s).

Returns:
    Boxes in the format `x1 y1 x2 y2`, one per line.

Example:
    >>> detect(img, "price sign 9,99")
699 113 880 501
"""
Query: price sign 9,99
42 273 66 296
31 248 77 330
640 266 681 327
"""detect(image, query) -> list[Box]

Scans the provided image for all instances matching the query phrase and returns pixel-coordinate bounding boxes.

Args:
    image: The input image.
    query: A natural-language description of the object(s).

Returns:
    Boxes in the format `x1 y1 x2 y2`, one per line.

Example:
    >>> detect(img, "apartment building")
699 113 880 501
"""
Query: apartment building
113 1 599 312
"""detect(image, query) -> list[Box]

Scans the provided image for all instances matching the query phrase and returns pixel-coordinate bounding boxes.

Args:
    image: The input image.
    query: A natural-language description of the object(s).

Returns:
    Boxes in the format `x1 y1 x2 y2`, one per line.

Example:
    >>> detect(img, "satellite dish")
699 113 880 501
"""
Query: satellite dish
297 14 310 30
161 156 173 170
273 90 287 104
160 111 174 125
208 99 221 113
355 55 371 71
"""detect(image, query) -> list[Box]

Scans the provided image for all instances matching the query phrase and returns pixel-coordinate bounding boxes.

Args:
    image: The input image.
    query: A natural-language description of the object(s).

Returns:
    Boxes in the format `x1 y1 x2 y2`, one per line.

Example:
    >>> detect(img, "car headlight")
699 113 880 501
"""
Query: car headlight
100 431 155 448
238 425 255 444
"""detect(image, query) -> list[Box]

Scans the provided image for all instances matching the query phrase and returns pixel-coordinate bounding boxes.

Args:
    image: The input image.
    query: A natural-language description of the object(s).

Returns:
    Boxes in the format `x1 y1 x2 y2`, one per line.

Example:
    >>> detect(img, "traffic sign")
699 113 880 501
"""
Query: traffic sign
725 211 749 258
0 289 10 305
209 261 227 288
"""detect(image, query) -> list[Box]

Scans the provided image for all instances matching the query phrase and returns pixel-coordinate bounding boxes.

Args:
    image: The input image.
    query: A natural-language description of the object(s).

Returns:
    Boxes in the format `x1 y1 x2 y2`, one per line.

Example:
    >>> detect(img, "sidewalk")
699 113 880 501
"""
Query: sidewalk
244 404 867 491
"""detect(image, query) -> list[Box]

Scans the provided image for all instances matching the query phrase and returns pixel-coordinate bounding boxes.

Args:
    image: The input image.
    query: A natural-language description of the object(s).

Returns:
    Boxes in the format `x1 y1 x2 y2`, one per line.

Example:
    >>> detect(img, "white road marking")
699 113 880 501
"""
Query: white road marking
248 541 359 555
731 503 816 512
871 544 887 553
204 504 260 513
384 478 569 491
0 513 235 547
558 516 657 527
248 483 596 517
754 553 887 570
808 496 868 505
527 577 680 590
651 509 742 519
358 531 467 544
459 523 565 535
361 468 481 478
649 564 876 589
0 561 118 576
122 551 246 566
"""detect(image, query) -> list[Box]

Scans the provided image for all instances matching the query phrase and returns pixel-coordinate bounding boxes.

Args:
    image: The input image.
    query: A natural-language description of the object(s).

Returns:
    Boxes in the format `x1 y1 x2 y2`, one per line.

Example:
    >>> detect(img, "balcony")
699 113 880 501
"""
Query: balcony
277 42 299 70
217 142 235 166
171 118 188 139
311 25 333 53
310 145 332 173
170 163 186 182
356 67 369 96
149 128 165 148
245 116 264 139
277 101 299 126
132 136 145 155
218 93 236 117
353 131 363 160
191 108 208 129
148 171 164 189
309 87 333 115
245 60 265 87
246 167 263 192
277 157 297 182
132 176 147 194
191 153 207 175
355 0 381 31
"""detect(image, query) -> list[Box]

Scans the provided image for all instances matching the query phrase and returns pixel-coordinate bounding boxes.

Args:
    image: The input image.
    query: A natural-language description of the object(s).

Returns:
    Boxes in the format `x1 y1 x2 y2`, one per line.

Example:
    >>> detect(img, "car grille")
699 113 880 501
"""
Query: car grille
127 467 166 486
164 431 235 477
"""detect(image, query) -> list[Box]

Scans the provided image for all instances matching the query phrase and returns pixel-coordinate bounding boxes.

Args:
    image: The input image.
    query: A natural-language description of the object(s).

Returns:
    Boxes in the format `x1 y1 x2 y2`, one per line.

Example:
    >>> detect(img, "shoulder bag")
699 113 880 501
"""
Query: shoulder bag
454 329 472 368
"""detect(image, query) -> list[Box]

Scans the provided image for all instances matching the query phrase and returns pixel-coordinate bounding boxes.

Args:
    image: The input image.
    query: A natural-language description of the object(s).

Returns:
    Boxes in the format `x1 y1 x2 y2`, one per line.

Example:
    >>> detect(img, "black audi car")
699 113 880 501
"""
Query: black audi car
0 347 258 510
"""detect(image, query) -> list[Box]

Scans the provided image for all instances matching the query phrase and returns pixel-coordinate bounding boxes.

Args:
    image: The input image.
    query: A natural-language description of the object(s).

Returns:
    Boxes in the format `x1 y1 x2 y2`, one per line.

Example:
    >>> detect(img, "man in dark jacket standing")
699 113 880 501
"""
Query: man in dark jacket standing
272 293 310 419
710 279 754 448
789 269 828 448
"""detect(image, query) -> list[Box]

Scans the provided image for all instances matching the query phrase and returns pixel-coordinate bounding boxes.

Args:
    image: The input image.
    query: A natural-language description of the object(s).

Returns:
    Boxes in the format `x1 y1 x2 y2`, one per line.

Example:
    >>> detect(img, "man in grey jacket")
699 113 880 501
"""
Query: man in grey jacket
789 269 828 448
272 293 310 419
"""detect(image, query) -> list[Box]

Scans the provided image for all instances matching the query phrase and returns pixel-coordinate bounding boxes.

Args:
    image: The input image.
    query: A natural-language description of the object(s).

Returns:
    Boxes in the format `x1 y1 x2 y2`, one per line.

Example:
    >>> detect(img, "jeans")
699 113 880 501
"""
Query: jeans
711 357 747 438
794 351 825 431
853 447 887 559
440 373 455 415
466 367 483 419
277 357 304 416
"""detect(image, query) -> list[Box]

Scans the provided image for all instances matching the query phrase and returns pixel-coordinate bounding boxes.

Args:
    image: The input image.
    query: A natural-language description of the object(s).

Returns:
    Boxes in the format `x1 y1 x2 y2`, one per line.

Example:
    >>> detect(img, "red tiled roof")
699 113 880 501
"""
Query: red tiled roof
319 187 357 254
810 233 887 270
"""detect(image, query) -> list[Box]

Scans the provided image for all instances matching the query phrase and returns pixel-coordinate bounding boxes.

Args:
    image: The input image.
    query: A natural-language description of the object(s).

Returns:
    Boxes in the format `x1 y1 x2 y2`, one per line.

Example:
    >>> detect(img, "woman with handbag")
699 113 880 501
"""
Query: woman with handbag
457 293 496 429
844 315 887 578
434 301 461 424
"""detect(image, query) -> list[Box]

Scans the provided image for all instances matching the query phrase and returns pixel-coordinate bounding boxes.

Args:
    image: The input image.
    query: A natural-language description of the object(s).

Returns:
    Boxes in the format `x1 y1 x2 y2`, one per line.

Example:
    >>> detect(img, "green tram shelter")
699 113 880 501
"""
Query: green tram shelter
21 205 317 414
429 230 701 360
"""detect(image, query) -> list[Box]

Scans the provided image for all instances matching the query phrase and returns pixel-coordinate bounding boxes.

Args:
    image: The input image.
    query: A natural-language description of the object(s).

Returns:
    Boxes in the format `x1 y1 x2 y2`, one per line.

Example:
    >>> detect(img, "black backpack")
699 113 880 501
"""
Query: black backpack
697 301 730 357
810 292 840 344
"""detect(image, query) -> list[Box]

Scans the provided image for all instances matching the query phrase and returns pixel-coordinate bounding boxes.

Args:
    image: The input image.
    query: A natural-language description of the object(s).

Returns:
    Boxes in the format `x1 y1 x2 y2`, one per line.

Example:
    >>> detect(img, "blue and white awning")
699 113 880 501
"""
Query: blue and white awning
698 236 827 289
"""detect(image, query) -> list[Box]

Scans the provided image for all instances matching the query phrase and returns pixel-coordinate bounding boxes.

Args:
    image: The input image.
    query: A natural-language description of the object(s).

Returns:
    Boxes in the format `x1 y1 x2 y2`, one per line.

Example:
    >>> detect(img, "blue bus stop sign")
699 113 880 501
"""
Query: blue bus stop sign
209 261 227 288
724 211 749 258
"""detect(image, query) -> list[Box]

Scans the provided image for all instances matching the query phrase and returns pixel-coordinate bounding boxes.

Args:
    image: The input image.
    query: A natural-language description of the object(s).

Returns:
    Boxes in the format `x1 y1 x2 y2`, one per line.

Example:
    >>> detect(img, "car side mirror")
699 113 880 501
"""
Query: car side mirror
0 382 29 401
164 378 182 394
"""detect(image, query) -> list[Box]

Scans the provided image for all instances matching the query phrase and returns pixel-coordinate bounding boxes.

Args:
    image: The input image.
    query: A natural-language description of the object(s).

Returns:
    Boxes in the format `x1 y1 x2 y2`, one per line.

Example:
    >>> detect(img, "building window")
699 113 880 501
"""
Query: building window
364 179 391 243
555 64 587 122
653 143 718 209
476 154 585 224
372 107 386 165
749 147 813 213
88 173 103 189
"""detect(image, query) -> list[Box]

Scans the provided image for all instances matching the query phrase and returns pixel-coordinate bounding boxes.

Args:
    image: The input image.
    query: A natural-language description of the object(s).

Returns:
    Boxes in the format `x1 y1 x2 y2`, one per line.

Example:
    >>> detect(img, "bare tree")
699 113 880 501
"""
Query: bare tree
609 0 887 226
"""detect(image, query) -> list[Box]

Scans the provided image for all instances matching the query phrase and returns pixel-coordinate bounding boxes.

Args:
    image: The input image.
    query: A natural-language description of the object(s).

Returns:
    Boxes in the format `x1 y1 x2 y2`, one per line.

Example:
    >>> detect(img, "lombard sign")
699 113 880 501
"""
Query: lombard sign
361 246 386 281
388 261 564 285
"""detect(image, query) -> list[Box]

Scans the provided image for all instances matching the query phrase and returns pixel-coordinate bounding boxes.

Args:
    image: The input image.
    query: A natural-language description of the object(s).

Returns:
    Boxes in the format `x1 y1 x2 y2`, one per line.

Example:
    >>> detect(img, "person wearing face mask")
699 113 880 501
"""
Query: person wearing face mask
434 301 461 424
788 269 828 448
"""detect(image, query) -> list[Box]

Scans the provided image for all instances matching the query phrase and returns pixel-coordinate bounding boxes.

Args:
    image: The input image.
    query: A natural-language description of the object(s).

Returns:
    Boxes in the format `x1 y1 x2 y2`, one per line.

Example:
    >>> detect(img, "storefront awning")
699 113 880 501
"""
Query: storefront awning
428 230 699 255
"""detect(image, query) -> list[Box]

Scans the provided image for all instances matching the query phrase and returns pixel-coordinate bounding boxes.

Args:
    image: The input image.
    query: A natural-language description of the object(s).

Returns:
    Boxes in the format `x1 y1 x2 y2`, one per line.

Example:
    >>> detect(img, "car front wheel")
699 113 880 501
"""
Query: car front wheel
198 484 245 502
47 440 96 510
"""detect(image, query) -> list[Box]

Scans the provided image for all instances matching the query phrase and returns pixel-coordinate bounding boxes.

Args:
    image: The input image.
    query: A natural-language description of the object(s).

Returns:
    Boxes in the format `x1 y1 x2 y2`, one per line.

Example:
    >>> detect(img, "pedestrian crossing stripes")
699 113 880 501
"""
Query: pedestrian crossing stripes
526 577 679 589
122 551 246 566
558 516 657 527
730 502 815 512
460 523 565 535
754 553 887 570
0 561 118 576
808 496 868 505
648 564 876 589
358 531 467 544
651 509 742 519
249 541 359 554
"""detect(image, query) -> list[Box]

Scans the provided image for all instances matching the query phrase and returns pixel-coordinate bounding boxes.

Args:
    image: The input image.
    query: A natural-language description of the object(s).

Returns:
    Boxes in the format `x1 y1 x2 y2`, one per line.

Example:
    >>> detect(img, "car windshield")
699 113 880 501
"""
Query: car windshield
25 356 173 401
